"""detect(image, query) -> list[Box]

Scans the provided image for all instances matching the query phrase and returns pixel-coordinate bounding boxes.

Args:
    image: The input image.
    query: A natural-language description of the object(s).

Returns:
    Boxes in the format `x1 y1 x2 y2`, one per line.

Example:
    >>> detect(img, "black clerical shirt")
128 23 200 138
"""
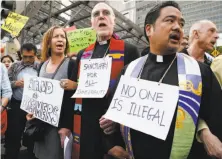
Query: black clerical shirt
106 52 222 159
73 40 140 159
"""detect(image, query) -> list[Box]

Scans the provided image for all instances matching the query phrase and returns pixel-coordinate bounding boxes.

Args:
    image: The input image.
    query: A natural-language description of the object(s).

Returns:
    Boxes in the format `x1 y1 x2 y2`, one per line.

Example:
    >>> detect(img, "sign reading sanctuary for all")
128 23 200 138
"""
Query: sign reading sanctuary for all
20 76 64 127
104 75 179 140
72 56 112 98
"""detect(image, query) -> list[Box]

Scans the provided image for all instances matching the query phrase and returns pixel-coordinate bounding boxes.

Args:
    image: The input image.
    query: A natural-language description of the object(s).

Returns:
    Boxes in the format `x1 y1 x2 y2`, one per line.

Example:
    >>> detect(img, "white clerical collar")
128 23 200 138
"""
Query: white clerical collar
99 41 107 45
156 55 163 62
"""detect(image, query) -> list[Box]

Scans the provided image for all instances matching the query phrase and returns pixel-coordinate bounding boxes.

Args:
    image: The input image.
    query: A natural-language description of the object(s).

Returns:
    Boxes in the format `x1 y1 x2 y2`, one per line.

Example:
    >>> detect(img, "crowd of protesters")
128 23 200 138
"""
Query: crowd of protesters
1 1 222 159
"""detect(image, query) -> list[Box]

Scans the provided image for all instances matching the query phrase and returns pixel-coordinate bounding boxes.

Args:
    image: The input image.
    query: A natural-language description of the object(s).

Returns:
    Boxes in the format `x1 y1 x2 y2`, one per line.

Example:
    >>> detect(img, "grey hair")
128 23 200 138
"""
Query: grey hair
189 20 214 44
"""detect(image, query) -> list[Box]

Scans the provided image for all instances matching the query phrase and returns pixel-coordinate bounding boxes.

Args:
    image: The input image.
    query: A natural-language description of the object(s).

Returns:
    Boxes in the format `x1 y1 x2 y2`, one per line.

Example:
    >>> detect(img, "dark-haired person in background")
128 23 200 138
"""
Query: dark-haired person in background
178 35 189 52
5 43 39 159
105 1 222 159
1 55 14 70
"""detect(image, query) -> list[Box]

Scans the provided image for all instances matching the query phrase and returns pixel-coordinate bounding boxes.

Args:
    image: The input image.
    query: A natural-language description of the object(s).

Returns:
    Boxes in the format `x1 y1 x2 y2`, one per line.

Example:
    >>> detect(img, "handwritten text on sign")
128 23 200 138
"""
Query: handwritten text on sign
20 76 64 127
1 12 29 36
67 28 96 54
72 56 112 98
104 75 179 140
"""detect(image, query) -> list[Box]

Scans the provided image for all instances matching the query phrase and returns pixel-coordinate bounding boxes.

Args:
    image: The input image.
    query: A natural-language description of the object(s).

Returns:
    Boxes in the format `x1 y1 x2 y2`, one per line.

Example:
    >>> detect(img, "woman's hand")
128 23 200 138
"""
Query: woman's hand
60 79 77 90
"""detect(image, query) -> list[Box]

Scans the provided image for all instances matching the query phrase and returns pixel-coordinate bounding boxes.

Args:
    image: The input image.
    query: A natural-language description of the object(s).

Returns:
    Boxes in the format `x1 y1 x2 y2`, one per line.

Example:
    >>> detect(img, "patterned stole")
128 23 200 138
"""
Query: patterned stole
120 53 202 159
73 37 125 159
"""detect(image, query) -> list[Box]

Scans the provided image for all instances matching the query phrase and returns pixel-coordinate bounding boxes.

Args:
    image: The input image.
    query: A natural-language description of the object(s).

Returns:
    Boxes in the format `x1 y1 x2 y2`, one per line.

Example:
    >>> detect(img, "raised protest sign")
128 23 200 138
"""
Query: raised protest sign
104 75 179 140
1 12 29 36
72 56 112 98
20 76 64 127
67 28 96 54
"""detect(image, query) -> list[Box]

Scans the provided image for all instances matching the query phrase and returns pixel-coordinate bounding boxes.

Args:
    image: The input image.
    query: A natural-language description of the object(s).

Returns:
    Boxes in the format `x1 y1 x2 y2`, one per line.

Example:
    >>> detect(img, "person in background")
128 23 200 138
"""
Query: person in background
16 51 22 61
178 35 189 52
211 54 222 88
181 20 222 158
26 26 77 159
11 34 21 53
1 62 12 158
182 20 217 66
1 55 14 70
5 43 39 159
35 52 41 63
0 62 12 115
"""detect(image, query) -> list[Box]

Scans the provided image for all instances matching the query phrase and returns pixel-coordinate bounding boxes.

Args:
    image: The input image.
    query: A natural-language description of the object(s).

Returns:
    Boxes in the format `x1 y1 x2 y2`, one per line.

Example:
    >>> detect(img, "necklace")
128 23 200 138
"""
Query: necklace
138 54 177 84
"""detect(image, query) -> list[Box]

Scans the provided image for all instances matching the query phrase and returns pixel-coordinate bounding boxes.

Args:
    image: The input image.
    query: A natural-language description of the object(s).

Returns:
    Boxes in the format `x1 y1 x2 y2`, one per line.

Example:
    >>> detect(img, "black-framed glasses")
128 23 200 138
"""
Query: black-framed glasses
22 55 35 59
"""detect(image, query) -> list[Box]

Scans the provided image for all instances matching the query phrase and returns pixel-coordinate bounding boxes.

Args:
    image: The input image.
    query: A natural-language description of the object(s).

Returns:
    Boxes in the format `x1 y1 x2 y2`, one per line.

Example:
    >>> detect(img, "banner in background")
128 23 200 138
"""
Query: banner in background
66 27 96 55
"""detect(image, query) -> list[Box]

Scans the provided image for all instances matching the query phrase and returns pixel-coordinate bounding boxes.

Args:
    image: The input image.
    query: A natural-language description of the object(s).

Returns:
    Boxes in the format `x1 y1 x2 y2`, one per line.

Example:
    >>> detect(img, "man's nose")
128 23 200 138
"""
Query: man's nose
172 22 181 32
98 12 105 19
215 32 219 39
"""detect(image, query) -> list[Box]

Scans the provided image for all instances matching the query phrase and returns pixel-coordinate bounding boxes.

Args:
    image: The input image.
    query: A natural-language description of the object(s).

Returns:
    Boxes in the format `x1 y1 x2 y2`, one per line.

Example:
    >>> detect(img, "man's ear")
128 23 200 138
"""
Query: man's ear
193 30 199 39
145 24 153 37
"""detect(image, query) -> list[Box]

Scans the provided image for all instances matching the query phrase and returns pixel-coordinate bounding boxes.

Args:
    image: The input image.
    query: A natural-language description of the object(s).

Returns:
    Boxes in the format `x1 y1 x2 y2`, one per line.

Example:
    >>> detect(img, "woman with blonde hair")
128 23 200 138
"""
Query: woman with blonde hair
26 26 77 159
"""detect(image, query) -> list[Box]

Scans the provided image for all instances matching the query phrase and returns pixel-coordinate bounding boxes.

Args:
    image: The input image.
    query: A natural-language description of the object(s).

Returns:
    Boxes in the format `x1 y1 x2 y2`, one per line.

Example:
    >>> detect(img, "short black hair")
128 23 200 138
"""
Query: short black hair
1 55 14 63
144 1 181 42
20 43 37 55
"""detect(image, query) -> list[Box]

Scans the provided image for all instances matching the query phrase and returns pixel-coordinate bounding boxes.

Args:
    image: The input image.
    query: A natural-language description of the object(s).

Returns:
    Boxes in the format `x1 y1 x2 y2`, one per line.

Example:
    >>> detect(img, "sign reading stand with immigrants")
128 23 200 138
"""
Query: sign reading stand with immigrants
104 75 179 140
20 76 64 127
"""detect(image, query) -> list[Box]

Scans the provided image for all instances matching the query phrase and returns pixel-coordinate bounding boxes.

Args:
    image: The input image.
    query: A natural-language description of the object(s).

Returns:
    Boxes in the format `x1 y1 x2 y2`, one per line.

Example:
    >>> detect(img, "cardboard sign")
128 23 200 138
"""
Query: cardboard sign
20 76 64 127
104 75 179 140
72 56 112 98
1 12 29 36
67 28 96 54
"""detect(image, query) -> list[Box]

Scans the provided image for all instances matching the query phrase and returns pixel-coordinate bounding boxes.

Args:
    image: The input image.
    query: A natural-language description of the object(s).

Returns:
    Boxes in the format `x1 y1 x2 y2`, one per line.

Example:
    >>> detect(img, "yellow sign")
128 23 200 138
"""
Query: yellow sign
211 49 220 57
1 12 29 36
67 28 96 54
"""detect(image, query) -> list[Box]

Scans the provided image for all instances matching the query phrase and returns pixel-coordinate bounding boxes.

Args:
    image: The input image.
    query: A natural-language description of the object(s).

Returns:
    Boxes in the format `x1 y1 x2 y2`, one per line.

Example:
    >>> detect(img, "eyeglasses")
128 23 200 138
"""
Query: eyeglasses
92 10 111 17
22 55 35 59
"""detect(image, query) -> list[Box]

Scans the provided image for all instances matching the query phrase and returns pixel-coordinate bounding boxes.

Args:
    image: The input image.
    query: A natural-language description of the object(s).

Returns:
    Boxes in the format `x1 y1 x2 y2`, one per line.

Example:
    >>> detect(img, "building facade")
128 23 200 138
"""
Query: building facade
135 1 222 35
